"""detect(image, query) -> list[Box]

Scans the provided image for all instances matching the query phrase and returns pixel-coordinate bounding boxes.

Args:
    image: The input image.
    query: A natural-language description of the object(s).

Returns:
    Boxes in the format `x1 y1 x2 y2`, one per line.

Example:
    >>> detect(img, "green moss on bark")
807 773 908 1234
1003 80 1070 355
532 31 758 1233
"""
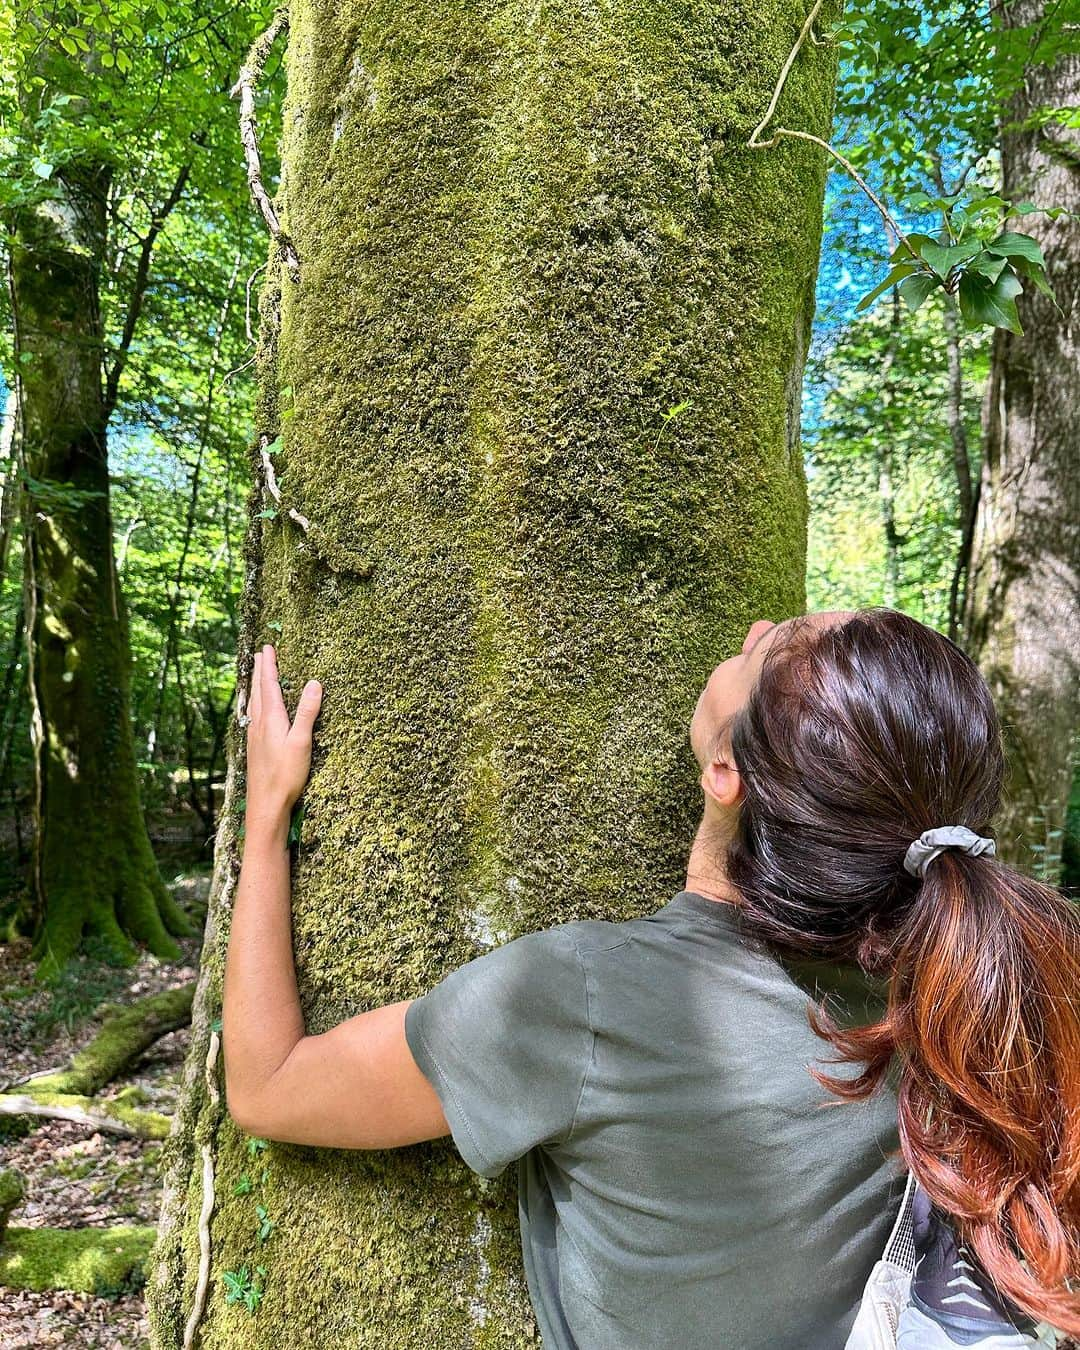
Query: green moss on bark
150 2 838 1344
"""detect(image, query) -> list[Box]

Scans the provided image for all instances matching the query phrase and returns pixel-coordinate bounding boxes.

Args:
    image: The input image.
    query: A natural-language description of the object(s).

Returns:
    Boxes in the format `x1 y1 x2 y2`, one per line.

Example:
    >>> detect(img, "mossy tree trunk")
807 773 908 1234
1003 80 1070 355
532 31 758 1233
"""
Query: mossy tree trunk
149 2 839 1344
963 2 1079 882
6 154 194 979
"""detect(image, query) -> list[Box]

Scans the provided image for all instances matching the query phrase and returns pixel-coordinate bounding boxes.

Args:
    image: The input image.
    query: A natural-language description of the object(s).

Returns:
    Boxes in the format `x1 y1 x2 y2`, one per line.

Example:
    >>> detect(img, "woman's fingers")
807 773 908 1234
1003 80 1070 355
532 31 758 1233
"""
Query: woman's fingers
290 680 323 745
249 651 262 720
257 645 304 734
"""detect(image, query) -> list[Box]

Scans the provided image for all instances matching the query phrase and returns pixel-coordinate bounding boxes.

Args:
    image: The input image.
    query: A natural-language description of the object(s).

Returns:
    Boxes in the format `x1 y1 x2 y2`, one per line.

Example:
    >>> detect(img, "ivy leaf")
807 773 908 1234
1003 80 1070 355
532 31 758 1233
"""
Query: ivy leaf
233 1173 254 1196
919 239 980 279
1009 252 1057 303
958 269 1023 333
985 231 1045 266
257 508 278 519
889 232 939 265
855 262 919 312
264 436 283 456
287 804 305 846
31 158 54 179
964 252 1009 284
897 273 940 312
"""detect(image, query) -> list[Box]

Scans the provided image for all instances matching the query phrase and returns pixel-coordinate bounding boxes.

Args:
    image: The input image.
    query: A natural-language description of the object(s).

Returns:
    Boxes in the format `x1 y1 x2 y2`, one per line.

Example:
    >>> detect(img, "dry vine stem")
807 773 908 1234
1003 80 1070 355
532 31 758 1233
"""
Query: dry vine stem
231 8 300 282
260 435 311 532
182 1026 222 1349
748 0 908 254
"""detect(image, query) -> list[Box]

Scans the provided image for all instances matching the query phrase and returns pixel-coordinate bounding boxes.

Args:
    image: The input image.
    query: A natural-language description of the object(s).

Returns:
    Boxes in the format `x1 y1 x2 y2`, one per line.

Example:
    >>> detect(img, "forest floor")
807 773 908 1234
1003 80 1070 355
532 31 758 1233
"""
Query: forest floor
0 865 209 1349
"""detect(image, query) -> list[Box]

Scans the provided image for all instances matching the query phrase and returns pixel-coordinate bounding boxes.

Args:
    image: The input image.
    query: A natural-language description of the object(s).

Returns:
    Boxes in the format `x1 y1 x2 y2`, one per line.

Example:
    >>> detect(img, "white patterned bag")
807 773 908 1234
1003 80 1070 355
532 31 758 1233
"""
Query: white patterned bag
845 1172 1059 1349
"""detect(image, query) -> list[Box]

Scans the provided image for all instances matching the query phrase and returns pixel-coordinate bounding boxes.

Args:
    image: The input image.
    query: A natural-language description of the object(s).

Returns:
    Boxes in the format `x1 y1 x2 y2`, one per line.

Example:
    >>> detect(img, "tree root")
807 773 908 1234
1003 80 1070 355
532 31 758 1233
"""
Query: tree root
0 1092 171 1139
3 982 194 1097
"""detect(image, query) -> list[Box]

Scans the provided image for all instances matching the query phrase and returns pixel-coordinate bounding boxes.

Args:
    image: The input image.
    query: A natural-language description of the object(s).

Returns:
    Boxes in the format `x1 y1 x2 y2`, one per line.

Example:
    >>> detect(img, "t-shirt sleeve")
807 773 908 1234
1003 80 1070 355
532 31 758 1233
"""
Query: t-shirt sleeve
404 924 594 1179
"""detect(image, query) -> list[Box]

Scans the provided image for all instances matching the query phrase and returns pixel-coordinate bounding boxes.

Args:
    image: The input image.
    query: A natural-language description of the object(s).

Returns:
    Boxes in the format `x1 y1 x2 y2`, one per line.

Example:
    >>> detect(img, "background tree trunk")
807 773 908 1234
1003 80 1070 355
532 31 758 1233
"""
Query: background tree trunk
6 159 193 976
963 2 1079 881
149 2 839 1343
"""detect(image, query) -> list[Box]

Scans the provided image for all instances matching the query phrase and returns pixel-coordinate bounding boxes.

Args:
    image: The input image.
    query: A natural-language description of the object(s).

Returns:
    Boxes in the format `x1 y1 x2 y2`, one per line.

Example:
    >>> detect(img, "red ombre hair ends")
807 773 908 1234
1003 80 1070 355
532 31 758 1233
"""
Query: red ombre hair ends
719 606 1080 1334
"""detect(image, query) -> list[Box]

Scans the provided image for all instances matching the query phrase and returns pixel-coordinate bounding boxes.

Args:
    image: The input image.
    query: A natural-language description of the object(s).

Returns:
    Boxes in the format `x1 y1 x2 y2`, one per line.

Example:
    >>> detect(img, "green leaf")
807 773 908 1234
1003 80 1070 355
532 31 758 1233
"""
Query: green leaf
919 239 980 279
31 159 54 179
233 1173 254 1196
210 1015 223 1033
59 35 78 54
889 233 939 265
264 436 283 455
257 508 278 519
964 252 1009 284
985 231 1045 265
1009 253 1057 302
957 270 1023 333
897 273 940 312
855 262 919 312
267 620 282 632
287 804 305 846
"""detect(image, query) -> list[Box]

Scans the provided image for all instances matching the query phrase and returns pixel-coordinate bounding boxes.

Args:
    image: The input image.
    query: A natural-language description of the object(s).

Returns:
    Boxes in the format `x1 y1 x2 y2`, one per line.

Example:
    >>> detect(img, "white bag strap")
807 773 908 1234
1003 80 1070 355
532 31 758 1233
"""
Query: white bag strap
882 1169 919 1273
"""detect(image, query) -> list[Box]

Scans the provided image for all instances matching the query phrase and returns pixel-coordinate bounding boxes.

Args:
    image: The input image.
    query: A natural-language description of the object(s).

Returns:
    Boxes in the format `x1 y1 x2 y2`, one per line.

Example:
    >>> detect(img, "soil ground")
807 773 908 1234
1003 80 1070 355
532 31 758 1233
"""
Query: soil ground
0 866 208 1349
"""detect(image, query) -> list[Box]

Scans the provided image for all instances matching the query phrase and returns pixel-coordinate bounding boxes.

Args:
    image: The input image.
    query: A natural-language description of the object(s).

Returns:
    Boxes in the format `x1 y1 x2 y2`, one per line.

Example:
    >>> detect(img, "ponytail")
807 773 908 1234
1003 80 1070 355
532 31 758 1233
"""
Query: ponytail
807 851 1080 1334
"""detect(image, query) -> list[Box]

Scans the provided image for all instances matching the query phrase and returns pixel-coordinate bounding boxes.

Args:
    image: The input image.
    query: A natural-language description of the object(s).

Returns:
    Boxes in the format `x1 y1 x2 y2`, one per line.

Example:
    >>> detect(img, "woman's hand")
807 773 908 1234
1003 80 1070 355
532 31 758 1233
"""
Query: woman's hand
244 644 323 836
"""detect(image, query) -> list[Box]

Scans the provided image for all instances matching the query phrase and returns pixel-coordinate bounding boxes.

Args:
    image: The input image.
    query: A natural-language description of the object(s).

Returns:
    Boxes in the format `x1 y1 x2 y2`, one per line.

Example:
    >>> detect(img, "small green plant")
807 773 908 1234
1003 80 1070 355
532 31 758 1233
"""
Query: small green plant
857 191 1061 334
255 1203 274 1242
287 804 305 847
222 1263 266 1313
0 932 131 1049
233 1173 254 1196
652 400 692 453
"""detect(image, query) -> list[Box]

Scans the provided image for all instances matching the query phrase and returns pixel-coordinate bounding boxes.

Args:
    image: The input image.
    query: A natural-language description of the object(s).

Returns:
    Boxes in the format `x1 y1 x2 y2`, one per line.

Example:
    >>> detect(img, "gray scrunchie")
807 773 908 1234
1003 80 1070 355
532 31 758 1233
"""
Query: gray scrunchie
903 825 997 879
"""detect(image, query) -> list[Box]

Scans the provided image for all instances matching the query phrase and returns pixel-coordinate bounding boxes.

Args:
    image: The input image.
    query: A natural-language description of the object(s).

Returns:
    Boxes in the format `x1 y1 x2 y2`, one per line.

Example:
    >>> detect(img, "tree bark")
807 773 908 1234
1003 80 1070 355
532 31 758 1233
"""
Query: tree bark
149 2 839 1344
963 3 1080 881
6 158 195 977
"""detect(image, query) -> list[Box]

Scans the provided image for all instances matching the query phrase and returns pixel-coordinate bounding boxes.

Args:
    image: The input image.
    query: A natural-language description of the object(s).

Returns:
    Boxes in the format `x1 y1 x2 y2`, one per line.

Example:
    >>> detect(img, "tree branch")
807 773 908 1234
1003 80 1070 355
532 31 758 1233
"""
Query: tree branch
103 160 193 421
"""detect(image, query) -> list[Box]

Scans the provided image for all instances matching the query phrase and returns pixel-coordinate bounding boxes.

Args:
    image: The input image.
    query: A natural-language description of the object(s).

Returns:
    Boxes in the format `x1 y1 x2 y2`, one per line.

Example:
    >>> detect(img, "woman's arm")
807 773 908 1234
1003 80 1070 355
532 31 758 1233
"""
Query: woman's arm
222 645 449 1149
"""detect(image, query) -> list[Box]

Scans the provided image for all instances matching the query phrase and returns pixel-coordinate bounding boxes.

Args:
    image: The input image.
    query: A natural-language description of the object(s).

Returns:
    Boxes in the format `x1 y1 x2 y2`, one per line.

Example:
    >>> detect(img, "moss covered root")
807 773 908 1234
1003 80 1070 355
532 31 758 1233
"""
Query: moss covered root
0 1225 154 1295
27 982 194 1097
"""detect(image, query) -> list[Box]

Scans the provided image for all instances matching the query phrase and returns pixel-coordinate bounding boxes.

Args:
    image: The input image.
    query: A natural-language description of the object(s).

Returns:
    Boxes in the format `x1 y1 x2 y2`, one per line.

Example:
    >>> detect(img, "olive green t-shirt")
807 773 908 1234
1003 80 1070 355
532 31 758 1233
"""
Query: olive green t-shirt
404 889 904 1349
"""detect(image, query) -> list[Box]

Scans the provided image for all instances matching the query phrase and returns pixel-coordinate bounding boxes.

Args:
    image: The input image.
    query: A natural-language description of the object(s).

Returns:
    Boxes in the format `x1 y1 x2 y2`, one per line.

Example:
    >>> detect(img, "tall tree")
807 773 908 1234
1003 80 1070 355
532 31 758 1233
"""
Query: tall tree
963 0 1080 881
5 47 193 976
149 1 842 1343
0 1 269 974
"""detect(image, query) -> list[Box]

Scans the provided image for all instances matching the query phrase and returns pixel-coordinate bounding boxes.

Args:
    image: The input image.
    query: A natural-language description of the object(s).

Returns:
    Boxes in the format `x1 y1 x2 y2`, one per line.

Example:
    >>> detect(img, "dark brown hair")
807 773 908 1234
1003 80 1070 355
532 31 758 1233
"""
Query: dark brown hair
720 605 1080 1334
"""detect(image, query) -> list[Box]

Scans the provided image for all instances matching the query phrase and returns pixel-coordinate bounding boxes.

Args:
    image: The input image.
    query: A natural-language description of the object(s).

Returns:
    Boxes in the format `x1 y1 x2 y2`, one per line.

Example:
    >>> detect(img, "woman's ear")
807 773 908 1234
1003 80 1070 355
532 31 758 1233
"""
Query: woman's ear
700 755 744 810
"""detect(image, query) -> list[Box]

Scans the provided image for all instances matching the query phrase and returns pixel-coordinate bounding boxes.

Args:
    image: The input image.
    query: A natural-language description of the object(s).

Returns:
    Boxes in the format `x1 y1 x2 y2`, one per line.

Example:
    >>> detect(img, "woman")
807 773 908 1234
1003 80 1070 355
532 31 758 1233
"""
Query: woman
222 606 1080 1347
